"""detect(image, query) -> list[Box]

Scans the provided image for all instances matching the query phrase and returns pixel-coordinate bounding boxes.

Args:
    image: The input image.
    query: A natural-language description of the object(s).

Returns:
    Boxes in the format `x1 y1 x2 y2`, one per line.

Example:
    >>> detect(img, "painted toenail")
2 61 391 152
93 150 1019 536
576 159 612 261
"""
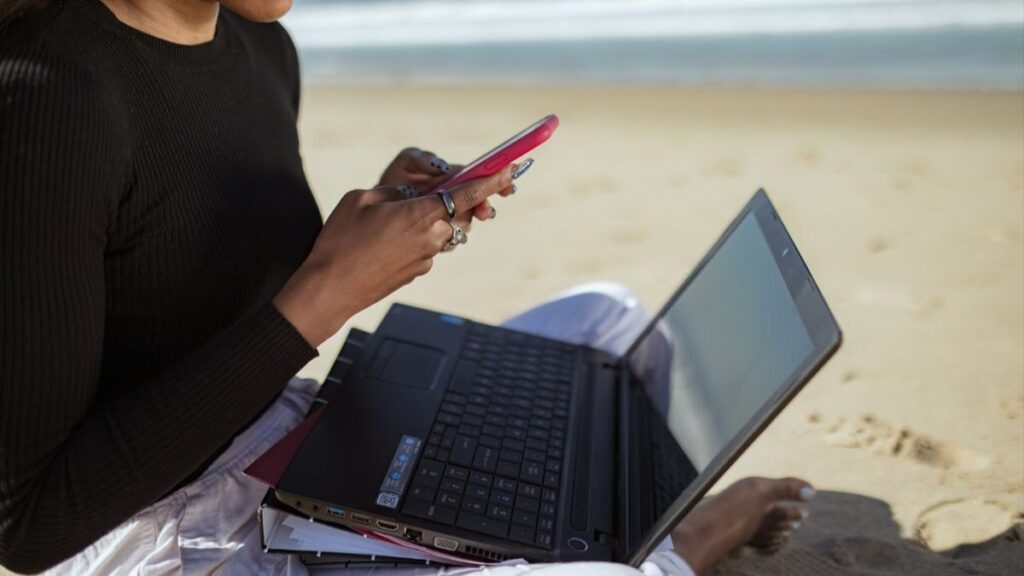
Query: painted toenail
799 486 815 501
792 521 802 530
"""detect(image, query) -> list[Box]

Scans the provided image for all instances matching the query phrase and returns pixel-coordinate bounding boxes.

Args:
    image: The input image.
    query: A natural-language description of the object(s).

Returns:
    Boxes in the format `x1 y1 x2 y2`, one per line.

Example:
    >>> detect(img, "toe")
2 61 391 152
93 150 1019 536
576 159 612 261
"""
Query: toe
764 477 815 502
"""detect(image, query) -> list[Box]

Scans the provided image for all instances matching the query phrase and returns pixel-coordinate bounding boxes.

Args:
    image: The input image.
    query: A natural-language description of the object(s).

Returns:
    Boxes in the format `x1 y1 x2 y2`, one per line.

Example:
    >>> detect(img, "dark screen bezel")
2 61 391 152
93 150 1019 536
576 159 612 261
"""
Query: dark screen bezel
620 189 842 565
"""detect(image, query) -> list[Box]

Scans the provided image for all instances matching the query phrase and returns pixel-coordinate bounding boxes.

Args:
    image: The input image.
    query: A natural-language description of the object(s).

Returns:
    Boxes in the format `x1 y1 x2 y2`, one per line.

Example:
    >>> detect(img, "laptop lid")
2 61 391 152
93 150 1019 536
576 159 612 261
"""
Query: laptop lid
619 189 842 565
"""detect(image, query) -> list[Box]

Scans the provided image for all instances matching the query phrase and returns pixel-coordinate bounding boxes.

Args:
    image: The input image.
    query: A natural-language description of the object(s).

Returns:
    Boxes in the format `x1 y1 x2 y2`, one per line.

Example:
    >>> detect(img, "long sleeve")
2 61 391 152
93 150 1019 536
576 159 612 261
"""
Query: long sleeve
0 50 317 573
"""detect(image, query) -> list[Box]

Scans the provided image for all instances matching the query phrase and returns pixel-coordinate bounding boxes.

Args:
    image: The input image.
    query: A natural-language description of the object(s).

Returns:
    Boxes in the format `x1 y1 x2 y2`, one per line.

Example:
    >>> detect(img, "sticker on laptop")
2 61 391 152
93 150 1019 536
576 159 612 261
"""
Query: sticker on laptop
376 435 422 509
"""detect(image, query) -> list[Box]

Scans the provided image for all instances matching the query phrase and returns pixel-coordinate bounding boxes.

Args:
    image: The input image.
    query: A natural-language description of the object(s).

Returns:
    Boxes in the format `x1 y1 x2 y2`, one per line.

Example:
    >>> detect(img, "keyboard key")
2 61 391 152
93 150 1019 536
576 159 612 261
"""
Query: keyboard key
416 460 444 487
436 491 461 509
536 531 553 549
524 449 545 462
462 497 487 515
515 495 540 514
479 435 502 449
487 504 511 521
494 477 518 493
497 460 520 478
440 478 465 493
502 438 526 451
457 512 509 539
511 509 537 526
469 471 493 486
500 449 523 463
449 435 477 467
521 461 544 484
437 412 460 426
546 459 562 474
405 498 457 525
436 448 450 462
473 446 498 472
491 491 515 507
540 502 556 517
544 471 560 488
466 484 489 500
509 524 535 545
445 465 468 480
542 489 557 504
517 483 540 499
538 516 554 531
408 483 436 502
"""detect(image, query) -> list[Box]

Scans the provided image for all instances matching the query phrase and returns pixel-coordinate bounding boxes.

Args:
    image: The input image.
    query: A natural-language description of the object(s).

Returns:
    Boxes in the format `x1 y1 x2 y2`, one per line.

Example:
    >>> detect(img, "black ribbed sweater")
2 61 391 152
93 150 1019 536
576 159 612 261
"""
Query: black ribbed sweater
0 1 323 572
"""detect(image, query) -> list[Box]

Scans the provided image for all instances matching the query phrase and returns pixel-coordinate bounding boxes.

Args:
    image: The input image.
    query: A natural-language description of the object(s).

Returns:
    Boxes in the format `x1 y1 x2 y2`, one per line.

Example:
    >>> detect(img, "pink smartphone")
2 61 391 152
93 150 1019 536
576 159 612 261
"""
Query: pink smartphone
421 114 559 195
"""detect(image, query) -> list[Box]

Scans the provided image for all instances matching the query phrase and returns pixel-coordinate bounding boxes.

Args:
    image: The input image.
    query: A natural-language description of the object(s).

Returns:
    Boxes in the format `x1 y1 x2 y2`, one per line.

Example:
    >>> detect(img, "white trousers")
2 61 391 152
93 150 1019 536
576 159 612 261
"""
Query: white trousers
48 283 695 576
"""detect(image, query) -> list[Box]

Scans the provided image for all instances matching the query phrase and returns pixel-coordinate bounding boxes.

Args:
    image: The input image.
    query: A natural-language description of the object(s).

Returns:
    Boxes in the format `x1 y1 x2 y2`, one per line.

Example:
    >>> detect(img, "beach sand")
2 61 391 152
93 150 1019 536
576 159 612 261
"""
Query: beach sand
295 85 1024 574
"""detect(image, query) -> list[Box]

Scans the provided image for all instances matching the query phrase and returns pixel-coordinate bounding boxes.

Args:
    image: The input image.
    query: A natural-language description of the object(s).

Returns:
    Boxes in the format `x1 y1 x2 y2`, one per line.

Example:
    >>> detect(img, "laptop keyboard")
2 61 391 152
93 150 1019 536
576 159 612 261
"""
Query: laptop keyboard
401 326 576 550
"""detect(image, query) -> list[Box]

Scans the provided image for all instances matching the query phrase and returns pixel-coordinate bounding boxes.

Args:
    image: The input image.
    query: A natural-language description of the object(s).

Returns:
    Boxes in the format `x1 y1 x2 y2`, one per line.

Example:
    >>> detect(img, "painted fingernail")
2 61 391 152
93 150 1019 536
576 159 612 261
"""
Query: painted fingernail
511 158 534 180
511 184 518 194
435 158 452 172
490 206 497 219
397 185 418 198
798 487 815 501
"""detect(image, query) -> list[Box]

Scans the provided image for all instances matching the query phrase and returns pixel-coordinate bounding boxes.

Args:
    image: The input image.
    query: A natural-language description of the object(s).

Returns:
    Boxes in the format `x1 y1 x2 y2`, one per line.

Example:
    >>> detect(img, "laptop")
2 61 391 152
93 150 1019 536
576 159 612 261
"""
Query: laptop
275 189 842 566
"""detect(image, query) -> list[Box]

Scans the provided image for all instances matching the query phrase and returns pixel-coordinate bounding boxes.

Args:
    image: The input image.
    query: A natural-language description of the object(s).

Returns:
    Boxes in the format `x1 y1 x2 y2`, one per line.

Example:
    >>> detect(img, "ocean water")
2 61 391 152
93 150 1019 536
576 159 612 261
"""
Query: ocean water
281 0 1024 89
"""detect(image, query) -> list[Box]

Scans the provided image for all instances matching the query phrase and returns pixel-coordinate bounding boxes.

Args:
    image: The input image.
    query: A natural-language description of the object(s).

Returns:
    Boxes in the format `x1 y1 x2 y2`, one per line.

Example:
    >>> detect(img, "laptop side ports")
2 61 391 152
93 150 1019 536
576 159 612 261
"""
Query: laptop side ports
403 528 423 542
376 520 399 532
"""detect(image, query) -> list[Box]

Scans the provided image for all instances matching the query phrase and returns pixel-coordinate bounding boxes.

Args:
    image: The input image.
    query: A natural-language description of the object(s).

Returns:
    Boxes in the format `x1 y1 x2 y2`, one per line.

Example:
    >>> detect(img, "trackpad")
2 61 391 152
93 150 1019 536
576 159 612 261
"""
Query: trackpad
374 339 446 390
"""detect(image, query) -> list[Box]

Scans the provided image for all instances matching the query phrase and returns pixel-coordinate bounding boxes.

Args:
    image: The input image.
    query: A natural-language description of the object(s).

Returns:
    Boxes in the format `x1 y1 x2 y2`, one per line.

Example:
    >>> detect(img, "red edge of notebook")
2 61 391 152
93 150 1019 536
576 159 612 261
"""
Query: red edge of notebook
243 404 326 487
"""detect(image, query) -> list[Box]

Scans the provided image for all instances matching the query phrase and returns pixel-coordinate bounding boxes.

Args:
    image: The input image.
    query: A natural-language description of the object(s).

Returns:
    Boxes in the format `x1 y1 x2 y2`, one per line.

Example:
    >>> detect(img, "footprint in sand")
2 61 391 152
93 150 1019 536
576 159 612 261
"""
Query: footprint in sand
852 283 943 317
611 226 647 245
794 144 822 168
703 157 744 178
914 497 1023 552
519 266 541 281
567 259 607 275
807 413 991 472
865 236 892 254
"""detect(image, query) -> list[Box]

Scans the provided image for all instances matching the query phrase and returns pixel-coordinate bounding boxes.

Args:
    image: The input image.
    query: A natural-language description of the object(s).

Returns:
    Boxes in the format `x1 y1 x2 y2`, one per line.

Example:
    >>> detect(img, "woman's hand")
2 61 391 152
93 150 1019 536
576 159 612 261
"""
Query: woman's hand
378 147 495 222
378 147 454 190
274 166 515 348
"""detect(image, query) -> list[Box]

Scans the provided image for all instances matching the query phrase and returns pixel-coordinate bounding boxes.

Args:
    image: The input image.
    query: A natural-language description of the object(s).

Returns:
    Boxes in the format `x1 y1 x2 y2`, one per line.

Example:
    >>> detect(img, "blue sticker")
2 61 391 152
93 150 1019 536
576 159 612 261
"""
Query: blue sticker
440 314 464 326
376 435 422 509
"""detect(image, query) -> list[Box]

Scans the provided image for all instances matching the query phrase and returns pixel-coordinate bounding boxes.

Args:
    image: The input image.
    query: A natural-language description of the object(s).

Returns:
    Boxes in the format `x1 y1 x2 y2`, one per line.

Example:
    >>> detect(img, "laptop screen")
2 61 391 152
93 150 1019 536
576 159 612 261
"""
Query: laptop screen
625 206 819 549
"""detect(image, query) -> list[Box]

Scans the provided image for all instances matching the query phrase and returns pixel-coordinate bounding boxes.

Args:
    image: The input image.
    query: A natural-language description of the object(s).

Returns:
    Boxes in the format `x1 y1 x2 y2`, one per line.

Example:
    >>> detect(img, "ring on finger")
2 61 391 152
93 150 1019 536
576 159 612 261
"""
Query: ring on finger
436 189 457 221
444 220 467 252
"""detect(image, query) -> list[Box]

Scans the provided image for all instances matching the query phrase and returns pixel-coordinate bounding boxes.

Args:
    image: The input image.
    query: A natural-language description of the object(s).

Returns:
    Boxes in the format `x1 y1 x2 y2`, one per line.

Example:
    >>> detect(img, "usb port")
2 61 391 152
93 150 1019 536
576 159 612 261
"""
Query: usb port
350 513 370 525
376 520 399 532
327 507 345 518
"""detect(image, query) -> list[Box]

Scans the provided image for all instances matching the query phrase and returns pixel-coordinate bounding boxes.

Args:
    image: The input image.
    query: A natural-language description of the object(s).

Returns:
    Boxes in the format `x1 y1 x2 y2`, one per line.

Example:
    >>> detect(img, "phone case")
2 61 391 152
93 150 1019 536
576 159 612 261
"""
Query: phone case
421 114 559 195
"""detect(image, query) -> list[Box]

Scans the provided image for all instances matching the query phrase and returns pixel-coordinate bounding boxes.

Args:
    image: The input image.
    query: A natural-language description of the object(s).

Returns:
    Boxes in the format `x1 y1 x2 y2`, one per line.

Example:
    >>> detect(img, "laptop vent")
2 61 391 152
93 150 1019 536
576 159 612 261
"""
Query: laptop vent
463 545 508 562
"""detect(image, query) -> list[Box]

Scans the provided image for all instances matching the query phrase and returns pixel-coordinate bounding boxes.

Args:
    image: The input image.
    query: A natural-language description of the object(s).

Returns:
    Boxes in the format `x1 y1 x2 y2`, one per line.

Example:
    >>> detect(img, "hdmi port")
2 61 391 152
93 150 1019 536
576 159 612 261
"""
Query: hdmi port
376 520 399 532
350 513 370 525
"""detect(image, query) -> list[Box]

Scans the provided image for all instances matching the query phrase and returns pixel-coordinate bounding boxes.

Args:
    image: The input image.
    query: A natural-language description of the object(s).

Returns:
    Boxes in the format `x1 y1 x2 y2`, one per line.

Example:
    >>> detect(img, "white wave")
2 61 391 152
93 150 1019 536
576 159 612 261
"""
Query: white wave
282 0 1024 49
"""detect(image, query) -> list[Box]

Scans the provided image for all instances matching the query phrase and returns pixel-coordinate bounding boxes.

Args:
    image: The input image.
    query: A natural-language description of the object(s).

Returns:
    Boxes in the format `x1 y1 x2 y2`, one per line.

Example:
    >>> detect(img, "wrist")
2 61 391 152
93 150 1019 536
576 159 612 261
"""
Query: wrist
273 264 349 348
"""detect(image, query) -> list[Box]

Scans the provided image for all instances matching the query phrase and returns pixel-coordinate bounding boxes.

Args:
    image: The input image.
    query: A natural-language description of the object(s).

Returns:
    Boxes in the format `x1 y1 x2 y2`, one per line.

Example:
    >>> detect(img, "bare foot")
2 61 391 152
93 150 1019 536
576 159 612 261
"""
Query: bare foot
670 477 814 573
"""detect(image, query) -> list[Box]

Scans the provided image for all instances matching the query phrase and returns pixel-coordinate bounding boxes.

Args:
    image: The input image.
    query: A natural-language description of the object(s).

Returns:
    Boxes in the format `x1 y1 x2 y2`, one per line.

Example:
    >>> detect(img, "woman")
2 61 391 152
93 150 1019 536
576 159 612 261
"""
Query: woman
0 0 813 574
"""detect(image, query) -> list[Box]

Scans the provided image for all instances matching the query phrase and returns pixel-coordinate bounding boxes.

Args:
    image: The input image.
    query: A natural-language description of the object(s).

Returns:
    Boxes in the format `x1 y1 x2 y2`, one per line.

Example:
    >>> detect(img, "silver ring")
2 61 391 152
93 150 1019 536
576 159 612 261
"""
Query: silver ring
444 221 467 252
436 189 457 221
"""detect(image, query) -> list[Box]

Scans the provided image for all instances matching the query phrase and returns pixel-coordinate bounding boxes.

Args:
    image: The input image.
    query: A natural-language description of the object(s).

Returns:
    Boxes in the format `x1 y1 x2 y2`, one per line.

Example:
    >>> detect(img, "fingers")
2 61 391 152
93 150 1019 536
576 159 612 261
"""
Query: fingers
472 200 496 221
438 165 513 218
408 147 452 176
